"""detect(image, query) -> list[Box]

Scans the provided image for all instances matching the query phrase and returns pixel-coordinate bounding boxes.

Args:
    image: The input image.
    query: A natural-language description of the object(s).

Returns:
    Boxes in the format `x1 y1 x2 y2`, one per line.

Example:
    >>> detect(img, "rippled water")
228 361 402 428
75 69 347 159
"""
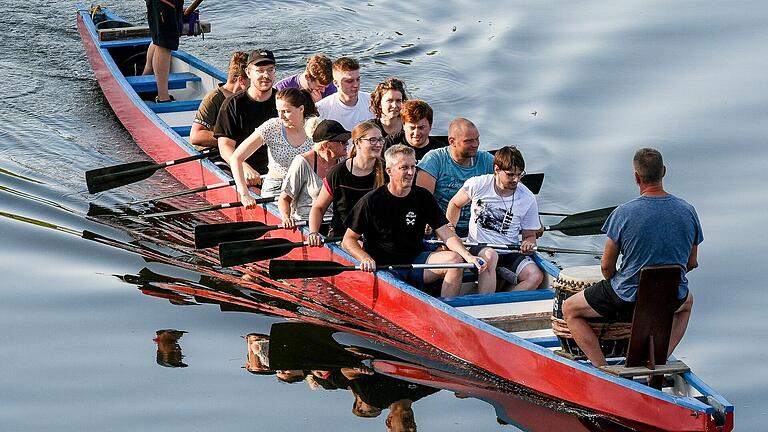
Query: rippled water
1 0 767 430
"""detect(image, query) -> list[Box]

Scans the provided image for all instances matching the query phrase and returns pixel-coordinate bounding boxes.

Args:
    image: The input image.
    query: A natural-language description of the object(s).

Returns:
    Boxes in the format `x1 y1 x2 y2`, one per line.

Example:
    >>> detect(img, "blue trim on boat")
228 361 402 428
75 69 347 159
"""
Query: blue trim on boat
526 336 560 348
682 372 735 413
99 38 151 49
173 51 227 82
148 99 203 113
125 72 201 93
443 289 554 307
172 126 192 136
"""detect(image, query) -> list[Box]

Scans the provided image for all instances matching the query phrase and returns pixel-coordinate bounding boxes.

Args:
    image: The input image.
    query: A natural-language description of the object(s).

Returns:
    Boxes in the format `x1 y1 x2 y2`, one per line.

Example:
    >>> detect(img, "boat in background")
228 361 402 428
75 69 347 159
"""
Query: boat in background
77 6 733 431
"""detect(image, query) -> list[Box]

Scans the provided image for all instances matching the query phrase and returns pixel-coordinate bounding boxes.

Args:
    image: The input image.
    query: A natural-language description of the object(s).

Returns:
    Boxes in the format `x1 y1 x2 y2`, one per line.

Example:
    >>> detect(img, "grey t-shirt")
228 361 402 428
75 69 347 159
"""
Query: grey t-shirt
604 194 704 301
281 154 332 220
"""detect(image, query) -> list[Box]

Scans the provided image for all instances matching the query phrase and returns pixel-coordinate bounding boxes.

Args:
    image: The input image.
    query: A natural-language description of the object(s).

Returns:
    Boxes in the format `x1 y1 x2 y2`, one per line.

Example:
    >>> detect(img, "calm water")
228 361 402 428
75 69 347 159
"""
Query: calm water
1 0 766 430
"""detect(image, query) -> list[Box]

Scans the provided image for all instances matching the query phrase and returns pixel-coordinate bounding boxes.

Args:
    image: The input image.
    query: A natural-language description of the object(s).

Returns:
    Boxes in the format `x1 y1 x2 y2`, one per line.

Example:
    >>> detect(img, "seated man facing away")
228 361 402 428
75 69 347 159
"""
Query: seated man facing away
562 148 702 367
275 54 337 102
190 51 250 149
447 146 544 293
342 144 487 298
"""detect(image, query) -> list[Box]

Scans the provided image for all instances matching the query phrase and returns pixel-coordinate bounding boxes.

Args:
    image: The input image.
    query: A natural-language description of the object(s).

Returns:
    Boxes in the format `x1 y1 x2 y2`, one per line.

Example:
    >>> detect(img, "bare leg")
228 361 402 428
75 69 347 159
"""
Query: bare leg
422 251 464 297
563 291 607 366
142 43 157 75
510 262 544 291
477 247 498 294
668 291 693 357
152 45 173 101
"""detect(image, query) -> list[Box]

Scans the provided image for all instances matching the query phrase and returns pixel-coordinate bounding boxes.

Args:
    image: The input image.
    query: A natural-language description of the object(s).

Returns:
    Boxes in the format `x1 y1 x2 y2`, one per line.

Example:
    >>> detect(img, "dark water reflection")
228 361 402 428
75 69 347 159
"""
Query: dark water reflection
1 0 766 430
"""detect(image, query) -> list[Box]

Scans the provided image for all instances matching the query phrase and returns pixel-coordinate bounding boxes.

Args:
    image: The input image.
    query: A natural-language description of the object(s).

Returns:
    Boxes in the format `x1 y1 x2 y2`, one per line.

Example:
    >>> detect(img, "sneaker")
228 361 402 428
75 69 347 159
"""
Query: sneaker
154 95 176 103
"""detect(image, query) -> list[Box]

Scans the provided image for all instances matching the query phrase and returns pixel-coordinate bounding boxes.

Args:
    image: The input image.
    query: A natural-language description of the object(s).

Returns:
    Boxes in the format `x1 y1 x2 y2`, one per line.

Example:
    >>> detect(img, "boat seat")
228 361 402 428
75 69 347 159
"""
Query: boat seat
600 265 688 388
147 99 203 114
172 125 192 137
125 72 201 93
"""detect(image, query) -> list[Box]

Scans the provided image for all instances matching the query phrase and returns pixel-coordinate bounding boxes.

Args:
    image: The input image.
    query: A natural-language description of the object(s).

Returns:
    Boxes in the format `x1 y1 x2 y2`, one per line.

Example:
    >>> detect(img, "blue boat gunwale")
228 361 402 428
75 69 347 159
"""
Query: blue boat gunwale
79 5 732 419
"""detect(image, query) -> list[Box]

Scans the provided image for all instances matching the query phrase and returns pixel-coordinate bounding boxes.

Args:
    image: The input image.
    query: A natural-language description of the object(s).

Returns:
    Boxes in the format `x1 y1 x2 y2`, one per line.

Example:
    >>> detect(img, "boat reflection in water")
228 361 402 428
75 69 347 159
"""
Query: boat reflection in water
153 329 188 368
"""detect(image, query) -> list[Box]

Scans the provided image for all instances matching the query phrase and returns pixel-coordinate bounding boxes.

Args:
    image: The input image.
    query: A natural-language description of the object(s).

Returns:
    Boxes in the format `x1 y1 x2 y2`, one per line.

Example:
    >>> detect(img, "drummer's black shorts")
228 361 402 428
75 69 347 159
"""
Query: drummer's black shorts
584 279 688 323
146 0 183 51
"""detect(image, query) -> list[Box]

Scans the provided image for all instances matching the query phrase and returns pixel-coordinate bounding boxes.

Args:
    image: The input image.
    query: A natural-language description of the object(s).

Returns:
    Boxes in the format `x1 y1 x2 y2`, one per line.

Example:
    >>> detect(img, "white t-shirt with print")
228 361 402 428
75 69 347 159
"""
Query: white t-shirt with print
462 174 540 250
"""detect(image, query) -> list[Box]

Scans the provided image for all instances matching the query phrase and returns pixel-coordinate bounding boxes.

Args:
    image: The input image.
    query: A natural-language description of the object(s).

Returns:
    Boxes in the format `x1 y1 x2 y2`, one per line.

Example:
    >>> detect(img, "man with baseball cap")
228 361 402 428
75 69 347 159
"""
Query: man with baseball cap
214 49 278 184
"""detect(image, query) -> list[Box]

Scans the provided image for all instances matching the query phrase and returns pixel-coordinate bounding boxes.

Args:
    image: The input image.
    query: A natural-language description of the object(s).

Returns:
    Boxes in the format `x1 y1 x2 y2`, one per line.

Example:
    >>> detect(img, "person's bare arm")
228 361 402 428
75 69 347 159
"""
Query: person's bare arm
278 192 296 229
342 229 376 272
446 189 471 227
415 170 436 193
190 123 217 147
435 224 487 273
601 237 620 280
687 244 699 272
307 187 333 246
520 229 538 254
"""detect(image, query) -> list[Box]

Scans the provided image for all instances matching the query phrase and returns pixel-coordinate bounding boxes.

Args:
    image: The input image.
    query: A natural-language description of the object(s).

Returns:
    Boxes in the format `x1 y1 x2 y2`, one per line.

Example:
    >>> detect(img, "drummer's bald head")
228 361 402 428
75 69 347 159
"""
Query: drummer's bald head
448 117 477 137
633 148 665 184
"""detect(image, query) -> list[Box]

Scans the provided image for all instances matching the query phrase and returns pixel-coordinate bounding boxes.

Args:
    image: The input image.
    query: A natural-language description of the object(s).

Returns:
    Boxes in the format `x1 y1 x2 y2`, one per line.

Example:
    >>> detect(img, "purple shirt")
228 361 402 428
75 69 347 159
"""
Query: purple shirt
275 73 337 98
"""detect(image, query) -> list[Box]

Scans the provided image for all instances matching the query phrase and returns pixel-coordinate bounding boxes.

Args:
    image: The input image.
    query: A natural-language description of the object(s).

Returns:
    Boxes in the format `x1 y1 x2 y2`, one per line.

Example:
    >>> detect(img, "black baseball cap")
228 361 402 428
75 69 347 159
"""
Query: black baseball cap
313 119 351 143
247 49 276 66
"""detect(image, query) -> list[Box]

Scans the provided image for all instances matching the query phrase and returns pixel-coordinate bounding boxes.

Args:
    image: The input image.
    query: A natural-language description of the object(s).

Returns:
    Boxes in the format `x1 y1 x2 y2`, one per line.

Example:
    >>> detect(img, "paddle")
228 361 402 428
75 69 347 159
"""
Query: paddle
86 148 218 194
269 259 478 280
520 173 544 194
219 236 343 267
544 206 616 236
140 196 275 219
184 0 204 16
425 240 602 256
194 219 309 248
121 180 235 207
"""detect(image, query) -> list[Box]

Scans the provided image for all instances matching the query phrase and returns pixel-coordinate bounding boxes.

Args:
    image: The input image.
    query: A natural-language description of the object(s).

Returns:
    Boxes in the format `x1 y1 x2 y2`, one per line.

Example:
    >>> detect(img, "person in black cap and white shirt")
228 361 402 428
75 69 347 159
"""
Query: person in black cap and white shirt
277 118 349 228
214 49 278 184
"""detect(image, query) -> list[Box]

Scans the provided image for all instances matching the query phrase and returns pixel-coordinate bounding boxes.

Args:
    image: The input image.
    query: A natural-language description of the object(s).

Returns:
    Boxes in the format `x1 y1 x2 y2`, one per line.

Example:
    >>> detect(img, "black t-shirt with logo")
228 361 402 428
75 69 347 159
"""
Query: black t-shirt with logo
213 90 277 174
345 185 448 265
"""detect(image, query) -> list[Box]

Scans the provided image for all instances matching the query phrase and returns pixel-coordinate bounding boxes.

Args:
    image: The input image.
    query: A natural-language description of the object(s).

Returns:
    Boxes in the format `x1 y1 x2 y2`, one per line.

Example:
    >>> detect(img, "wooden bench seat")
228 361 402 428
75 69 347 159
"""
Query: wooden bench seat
125 72 201 93
98 23 211 42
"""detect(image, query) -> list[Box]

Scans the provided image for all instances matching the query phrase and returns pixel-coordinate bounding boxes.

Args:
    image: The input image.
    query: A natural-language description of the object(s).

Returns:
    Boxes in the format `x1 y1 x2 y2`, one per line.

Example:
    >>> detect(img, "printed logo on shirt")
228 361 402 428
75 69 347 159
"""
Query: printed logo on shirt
405 211 417 226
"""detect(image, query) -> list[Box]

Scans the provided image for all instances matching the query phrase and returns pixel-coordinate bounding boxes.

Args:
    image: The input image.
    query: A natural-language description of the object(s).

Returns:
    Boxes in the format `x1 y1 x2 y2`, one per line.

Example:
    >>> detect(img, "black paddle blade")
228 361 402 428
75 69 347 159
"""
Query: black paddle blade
86 161 159 194
521 173 544 194
219 238 300 267
194 221 271 249
549 206 617 236
269 259 351 279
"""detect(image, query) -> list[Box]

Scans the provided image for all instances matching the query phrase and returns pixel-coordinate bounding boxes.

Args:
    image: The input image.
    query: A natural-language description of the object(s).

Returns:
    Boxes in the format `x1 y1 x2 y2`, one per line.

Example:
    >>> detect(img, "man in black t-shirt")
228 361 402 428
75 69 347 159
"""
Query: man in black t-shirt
343 144 487 297
214 49 279 183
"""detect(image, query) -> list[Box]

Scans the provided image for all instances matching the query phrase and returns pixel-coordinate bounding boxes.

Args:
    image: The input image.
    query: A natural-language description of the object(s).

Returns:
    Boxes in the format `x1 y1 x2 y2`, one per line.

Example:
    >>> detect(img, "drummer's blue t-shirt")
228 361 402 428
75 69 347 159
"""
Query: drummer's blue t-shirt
603 194 704 301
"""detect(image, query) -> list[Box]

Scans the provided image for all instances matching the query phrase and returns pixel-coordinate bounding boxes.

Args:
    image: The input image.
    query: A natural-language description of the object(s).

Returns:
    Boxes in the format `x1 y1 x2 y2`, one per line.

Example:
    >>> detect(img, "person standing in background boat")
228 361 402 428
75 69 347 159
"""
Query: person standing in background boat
369 78 408 140
316 57 373 132
277 119 348 229
231 88 318 200
142 0 183 103
275 54 337 102
189 51 250 149
387 99 448 161
307 121 386 244
214 49 278 184
447 146 544 294
562 148 702 367
416 118 494 237
342 144 487 298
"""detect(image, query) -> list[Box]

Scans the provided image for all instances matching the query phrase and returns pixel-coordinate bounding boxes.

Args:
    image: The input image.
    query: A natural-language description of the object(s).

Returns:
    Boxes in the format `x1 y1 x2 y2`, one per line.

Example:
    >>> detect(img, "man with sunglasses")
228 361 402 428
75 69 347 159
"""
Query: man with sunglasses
447 146 544 293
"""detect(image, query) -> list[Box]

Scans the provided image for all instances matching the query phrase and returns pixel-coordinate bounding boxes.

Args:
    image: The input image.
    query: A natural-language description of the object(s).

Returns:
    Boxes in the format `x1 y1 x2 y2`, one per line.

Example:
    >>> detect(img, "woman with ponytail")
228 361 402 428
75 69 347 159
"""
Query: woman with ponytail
231 88 319 202
307 120 385 245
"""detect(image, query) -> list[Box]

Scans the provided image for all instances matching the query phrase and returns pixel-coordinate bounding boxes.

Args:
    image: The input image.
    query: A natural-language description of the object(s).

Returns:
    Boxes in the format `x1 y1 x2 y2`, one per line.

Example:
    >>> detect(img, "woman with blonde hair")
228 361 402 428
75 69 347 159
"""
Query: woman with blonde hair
307 120 385 244
277 119 349 228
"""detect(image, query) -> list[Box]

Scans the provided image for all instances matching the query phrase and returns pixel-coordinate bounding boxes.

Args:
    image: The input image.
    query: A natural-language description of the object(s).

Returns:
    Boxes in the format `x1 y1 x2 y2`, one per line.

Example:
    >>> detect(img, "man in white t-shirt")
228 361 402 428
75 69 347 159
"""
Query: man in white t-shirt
315 57 372 132
446 146 544 293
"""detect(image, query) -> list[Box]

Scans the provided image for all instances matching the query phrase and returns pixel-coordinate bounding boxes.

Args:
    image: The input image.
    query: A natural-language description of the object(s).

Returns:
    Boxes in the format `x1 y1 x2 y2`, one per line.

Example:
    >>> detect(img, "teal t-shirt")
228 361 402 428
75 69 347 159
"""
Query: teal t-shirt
417 147 494 234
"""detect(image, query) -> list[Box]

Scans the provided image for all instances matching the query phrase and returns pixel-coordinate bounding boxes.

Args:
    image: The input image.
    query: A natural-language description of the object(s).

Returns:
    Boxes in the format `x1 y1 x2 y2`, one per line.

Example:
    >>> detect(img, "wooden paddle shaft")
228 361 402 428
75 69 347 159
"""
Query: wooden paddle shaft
184 0 204 16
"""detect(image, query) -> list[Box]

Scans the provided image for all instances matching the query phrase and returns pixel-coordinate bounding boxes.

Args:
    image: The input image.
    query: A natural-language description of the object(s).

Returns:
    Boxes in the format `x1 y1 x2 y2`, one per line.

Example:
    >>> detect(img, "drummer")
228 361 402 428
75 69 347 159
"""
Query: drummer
446 146 544 293
562 148 702 367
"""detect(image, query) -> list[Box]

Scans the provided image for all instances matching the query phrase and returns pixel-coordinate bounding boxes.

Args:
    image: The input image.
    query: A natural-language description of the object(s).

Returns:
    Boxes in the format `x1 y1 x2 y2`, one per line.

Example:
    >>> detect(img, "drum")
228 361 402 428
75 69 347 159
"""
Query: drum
551 265 631 359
